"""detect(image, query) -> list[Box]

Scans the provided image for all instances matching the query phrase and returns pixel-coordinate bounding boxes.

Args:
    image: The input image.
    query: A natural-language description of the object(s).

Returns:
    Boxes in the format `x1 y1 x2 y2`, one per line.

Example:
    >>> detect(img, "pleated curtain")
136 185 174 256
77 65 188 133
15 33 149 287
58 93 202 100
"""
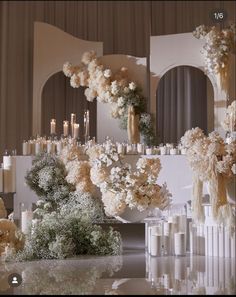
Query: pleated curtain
0 1 235 156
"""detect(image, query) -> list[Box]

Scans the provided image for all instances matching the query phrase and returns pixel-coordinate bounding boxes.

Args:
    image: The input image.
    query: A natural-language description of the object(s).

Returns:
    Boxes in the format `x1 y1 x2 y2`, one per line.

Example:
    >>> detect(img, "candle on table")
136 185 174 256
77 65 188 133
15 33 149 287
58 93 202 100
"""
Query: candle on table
84 110 90 141
22 141 28 156
50 119 56 135
160 146 167 155
137 143 145 154
145 147 152 155
150 234 162 256
63 120 69 137
47 140 52 154
71 113 76 136
170 148 177 155
35 142 41 155
117 143 124 154
73 123 79 139
21 209 33 234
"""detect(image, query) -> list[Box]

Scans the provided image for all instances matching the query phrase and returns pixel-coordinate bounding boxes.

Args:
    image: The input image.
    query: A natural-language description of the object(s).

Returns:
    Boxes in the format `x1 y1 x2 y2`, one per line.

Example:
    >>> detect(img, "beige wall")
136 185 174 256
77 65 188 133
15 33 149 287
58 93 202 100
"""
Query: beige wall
0 1 235 157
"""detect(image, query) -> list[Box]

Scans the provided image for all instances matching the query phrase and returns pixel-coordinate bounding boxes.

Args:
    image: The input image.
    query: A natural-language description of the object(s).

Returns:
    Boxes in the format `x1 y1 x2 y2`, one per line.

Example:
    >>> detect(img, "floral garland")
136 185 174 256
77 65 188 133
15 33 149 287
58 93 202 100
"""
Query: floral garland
193 23 236 93
87 140 172 217
181 128 236 229
221 100 236 132
63 51 155 145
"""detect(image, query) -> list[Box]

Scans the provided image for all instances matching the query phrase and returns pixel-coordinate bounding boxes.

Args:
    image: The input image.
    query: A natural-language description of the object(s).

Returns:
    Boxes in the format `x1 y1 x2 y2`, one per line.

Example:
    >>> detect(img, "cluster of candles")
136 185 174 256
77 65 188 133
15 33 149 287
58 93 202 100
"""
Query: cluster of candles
22 136 84 156
146 214 187 257
115 142 187 155
50 111 90 139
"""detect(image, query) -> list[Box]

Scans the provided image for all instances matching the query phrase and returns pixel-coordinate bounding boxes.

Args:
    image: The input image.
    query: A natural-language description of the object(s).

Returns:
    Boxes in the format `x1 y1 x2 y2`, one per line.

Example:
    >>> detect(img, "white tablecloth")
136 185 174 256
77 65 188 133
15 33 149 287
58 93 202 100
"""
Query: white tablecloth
13 155 208 219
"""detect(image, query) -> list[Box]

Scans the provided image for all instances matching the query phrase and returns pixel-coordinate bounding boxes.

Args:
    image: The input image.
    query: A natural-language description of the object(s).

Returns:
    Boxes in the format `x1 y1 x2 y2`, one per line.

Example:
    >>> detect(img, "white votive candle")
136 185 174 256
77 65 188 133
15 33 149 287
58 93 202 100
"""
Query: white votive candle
160 146 167 155
137 143 145 154
50 119 56 134
145 147 152 155
117 143 123 154
63 120 69 137
170 148 177 155
174 232 186 256
181 148 187 155
56 141 62 154
126 144 132 153
21 210 33 234
73 123 79 139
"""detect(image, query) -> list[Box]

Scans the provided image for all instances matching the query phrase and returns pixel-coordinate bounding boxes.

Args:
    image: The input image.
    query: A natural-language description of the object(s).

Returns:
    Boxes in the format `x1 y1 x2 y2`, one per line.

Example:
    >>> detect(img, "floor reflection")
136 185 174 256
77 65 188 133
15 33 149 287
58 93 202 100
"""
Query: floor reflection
0 253 235 295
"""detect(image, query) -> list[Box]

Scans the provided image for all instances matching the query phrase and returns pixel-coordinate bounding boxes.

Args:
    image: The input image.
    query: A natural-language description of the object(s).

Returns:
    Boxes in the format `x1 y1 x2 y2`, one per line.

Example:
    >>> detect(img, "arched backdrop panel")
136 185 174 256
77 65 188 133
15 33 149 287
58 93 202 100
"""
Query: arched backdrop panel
150 32 235 138
41 72 96 140
156 65 214 144
33 22 103 136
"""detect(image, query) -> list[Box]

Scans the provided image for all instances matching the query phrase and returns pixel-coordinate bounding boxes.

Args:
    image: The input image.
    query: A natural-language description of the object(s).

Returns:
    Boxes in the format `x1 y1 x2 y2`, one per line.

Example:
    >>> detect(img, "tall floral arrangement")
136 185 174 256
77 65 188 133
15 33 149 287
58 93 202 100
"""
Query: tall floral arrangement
193 23 236 94
181 128 236 228
221 100 236 132
63 51 155 145
87 141 172 217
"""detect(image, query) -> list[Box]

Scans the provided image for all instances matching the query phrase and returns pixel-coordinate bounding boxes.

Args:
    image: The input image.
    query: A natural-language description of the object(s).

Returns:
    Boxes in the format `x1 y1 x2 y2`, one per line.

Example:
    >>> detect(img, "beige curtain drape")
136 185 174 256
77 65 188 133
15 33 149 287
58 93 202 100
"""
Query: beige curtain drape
0 1 235 157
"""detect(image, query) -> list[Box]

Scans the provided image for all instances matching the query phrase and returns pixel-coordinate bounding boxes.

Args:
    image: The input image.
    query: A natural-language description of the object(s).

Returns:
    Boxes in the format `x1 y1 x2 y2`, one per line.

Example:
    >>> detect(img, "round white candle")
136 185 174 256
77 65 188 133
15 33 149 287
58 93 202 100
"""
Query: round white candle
63 120 69 137
174 232 186 256
50 119 56 134
145 147 152 155
150 234 162 256
21 210 33 234
181 148 187 155
73 123 79 139
160 146 167 155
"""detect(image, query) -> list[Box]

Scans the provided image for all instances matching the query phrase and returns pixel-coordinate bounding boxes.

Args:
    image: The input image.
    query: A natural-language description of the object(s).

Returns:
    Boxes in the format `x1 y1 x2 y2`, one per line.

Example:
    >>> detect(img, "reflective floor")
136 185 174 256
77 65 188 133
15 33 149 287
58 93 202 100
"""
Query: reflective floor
0 250 235 295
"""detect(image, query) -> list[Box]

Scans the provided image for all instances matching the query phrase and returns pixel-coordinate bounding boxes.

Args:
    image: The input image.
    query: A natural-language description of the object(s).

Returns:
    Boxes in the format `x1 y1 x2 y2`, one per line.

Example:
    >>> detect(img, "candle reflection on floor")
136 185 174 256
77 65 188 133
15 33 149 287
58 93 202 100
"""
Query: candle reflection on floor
0 253 235 295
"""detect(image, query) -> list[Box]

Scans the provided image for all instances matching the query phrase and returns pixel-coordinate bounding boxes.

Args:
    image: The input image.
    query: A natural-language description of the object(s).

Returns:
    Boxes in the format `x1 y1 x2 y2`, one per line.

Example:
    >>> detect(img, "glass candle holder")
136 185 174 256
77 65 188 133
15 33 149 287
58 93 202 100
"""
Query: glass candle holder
20 203 33 235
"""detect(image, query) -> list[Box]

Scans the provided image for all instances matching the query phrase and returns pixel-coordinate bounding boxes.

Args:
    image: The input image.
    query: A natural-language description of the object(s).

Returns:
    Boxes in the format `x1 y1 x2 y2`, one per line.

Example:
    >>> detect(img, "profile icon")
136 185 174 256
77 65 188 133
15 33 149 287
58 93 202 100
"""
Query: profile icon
12 276 18 284
8 273 22 287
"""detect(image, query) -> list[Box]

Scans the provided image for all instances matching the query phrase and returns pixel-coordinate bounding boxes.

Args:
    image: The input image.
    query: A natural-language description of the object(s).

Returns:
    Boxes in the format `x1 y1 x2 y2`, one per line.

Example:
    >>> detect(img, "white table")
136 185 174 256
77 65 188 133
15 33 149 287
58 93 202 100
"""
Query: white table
12 154 208 219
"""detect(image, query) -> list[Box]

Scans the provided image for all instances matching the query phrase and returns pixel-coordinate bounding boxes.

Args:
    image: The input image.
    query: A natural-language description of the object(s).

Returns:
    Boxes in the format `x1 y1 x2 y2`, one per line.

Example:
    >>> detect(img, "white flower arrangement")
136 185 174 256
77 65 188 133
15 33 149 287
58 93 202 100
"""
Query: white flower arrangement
181 128 236 227
63 51 155 145
88 141 172 217
193 23 236 92
221 100 236 132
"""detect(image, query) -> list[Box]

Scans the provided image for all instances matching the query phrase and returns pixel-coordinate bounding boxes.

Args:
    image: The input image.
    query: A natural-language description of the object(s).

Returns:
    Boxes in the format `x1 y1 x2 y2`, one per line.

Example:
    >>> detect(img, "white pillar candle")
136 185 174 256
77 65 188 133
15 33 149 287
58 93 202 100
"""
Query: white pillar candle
145 147 152 155
181 148 187 155
21 210 33 234
137 143 144 154
73 123 79 139
0 167 3 192
117 143 124 154
126 144 132 153
3 156 12 169
148 225 162 254
174 232 186 256
50 119 56 134
22 141 28 155
160 146 166 155
63 120 69 137
71 113 76 136
47 141 52 154
30 141 35 155
150 234 162 256
35 142 41 155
